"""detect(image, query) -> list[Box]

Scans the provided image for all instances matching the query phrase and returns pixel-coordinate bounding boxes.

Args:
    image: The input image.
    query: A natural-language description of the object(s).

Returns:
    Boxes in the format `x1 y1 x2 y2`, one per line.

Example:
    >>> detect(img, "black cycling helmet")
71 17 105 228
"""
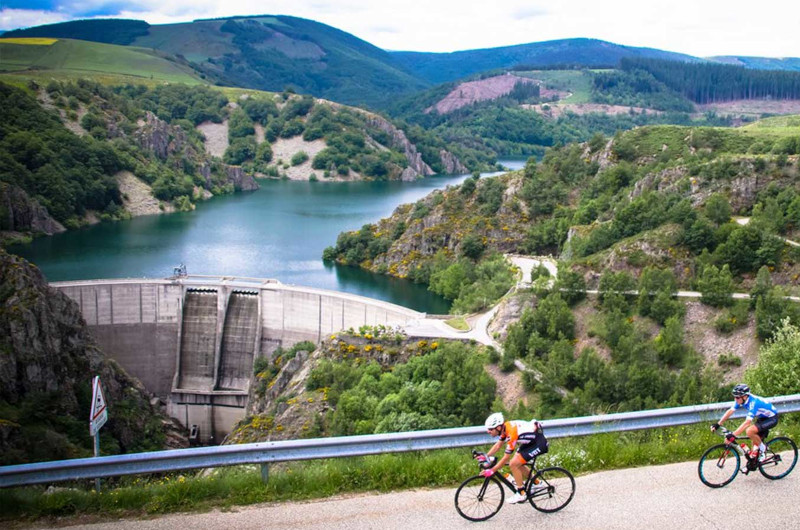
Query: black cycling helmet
732 384 750 397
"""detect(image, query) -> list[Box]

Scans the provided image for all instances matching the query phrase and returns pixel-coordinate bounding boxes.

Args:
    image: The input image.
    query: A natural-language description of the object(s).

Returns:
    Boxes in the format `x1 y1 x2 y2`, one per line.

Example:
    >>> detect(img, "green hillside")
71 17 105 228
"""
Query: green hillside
0 38 203 84
4 16 428 109
711 56 800 72
327 116 800 309
386 67 736 157
390 38 700 84
321 117 800 424
2 19 149 45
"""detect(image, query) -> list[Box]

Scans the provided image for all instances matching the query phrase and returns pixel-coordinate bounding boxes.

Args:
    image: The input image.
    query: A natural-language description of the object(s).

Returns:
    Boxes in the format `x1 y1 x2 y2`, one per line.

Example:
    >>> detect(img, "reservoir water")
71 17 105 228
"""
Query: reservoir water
10 160 525 313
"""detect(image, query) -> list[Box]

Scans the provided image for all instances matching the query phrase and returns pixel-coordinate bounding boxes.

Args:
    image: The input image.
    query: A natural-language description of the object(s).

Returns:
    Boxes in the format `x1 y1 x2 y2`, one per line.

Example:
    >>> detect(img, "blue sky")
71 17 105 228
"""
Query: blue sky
1 0 798 58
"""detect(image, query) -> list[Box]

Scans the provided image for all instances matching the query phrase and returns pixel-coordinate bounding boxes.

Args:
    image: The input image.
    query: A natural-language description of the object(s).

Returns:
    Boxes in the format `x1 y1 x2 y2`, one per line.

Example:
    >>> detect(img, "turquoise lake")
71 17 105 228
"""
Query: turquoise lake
10 160 526 313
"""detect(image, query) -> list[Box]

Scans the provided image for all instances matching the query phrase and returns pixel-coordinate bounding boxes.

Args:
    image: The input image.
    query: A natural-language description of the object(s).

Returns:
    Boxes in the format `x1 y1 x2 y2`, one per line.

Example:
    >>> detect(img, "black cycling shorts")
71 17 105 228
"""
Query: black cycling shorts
517 434 548 462
755 415 779 436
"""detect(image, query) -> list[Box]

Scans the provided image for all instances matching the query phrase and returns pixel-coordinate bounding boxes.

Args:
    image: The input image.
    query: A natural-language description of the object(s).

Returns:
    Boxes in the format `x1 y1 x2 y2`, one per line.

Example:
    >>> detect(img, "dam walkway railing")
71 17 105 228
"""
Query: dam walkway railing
2 394 799 487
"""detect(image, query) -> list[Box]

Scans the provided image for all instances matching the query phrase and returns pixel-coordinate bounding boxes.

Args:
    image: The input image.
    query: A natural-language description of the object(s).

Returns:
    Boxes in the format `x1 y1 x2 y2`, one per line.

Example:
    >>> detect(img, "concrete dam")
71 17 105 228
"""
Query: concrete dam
53 276 424 443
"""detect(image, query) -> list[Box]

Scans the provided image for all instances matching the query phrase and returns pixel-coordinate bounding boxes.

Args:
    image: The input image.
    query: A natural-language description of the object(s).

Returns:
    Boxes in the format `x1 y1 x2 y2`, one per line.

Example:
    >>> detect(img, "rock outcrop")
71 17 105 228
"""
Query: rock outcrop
0 249 186 464
439 149 469 174
224 165 259 191
365 116 434 180
134 112 258 193
134 112 185 160
0 182 65 235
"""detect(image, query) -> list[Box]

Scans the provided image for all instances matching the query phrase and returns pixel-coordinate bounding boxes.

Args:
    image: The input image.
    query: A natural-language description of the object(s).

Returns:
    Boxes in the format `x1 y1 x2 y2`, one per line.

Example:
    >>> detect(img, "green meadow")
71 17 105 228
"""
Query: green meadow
0 38 203 85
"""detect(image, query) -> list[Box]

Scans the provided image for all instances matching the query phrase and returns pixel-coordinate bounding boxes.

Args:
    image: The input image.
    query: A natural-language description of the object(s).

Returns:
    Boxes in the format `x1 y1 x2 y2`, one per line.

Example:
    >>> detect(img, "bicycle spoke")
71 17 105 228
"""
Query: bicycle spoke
759 437 798 480
698 443 740 488
528 467 575 513
454 476 504 522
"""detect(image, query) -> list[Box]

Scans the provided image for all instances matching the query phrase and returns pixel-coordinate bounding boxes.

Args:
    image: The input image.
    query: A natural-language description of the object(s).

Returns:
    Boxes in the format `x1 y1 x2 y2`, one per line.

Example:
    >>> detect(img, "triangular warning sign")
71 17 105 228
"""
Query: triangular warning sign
90 376 107 422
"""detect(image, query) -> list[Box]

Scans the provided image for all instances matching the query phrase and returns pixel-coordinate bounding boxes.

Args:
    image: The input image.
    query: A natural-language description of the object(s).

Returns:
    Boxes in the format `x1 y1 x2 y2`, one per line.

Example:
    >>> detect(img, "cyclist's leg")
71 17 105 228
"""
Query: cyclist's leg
517 439 546 485
746 421 762 452
755 416 779 452
509 453 529 489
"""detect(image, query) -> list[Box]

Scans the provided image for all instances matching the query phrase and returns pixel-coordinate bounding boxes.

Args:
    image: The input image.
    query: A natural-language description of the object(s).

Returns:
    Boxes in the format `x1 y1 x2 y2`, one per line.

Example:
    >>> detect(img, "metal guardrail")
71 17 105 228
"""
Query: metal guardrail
2 394 799 488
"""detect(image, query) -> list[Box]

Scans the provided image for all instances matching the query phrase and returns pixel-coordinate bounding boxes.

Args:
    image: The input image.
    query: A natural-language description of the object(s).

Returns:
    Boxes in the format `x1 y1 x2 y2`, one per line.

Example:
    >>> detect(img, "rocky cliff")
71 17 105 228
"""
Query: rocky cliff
135 112 258 192
0 182 65 237
365 115 434 180
0 249 186 464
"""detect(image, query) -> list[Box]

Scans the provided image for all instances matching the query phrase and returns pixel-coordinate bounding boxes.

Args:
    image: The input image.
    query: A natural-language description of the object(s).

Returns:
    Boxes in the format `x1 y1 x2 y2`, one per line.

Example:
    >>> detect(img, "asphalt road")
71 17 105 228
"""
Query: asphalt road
66 458 798 530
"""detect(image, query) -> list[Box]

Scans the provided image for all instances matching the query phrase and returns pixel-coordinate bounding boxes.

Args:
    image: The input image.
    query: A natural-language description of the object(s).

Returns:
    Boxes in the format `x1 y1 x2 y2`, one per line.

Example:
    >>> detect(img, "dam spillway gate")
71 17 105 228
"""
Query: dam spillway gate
53 277 423 443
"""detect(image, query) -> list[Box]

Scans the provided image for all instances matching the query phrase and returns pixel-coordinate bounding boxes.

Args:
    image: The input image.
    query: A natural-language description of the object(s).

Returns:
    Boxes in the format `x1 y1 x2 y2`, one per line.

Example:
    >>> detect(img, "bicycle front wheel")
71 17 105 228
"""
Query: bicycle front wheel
698 443 740 488
759 437 798 480
454 475 505 521
528 466 575 513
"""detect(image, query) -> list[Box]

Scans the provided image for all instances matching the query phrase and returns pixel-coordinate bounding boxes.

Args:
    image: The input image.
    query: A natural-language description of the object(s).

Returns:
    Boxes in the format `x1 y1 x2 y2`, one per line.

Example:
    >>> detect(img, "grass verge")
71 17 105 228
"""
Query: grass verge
2 418 798 525
444 317 469 331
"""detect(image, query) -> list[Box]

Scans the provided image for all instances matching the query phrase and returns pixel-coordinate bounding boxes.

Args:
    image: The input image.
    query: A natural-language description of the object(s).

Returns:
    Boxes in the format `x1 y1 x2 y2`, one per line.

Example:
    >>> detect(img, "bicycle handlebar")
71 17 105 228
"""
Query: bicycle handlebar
471 450 496 470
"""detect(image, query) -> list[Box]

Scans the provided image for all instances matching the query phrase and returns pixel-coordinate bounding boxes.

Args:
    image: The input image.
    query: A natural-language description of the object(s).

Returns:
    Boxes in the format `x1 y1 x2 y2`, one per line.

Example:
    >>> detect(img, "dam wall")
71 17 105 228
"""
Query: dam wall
53 276 423 443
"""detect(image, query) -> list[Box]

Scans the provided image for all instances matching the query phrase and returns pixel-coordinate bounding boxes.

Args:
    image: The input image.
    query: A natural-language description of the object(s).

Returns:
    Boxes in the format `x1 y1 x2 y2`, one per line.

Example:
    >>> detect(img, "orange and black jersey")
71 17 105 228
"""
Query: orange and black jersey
500 419 542 454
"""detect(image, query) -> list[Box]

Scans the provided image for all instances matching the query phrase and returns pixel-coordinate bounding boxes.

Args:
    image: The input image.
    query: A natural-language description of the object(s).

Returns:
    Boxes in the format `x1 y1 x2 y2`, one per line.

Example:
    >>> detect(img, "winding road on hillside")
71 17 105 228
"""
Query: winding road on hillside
402 255 555 347
73 458 799 529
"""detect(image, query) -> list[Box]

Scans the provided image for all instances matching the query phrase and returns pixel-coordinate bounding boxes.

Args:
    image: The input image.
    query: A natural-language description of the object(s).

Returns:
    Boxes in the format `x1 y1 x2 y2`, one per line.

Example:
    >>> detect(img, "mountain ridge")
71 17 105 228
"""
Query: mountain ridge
5 16 800 109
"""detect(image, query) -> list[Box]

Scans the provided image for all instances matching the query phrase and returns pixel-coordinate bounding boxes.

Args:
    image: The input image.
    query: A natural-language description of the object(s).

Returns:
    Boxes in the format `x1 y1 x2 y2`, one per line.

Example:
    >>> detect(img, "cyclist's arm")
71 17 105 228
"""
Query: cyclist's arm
732 418 753 437
486 439 503 458
717 408 735 427
487 451 512 475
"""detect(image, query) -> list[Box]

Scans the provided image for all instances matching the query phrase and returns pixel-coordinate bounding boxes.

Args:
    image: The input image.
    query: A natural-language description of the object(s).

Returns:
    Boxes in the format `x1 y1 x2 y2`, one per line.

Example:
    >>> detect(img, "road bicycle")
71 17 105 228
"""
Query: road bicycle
697 428 797 488
454 450 575 522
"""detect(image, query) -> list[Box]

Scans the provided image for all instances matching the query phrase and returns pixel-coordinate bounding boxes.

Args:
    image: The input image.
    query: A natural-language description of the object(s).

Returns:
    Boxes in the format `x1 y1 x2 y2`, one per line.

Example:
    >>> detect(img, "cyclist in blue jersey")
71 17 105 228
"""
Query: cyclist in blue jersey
711 384 779 461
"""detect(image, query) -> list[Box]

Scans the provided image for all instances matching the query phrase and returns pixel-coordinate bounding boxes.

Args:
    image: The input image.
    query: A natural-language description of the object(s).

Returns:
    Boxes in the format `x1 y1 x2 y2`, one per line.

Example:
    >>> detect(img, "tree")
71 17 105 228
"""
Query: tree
715 225 763 274
682 216 716 253
697 264 734 307
531 293 575 340
747 319 800 395
554 265 586 305
460 233 485 259
704 193 731 225
598 270 636 313
755 287 799 341
637 266 677 317
655 316 688 366
749 266 773 308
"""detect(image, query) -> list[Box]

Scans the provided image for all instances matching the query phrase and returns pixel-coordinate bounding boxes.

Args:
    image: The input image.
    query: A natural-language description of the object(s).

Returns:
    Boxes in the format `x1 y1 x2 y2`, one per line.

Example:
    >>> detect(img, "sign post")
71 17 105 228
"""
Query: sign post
89 376 108 492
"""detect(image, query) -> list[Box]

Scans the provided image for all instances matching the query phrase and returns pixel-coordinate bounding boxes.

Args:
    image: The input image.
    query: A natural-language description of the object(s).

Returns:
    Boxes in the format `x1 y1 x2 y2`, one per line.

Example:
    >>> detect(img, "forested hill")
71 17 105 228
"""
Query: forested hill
710 56 800 72
0 79 480 240
326 117 800 316
0 80 253 235
4 16 427 109
389 38 699 84
321 117 800 417
620 58 800 103
7 16 800 111
2 18 149 45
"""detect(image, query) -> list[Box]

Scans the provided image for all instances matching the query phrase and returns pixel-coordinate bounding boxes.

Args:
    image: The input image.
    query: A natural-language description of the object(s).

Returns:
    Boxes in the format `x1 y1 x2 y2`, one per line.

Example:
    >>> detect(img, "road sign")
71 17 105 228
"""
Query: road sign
89 376 108 436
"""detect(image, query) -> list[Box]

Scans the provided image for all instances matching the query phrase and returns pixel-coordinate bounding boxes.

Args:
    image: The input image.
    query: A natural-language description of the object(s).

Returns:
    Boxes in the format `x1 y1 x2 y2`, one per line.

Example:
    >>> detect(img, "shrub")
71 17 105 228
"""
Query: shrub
291 151 309 166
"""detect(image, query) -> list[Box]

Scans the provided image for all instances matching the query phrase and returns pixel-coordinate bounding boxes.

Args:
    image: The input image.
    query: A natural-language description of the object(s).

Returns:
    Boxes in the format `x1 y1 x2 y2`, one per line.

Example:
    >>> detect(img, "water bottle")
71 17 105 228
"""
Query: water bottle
505 473 516 487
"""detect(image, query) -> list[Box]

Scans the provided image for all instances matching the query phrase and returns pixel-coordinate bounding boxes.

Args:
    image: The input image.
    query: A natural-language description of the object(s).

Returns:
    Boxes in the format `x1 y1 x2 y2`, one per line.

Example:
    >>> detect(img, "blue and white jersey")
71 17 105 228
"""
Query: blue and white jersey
731 394 778 421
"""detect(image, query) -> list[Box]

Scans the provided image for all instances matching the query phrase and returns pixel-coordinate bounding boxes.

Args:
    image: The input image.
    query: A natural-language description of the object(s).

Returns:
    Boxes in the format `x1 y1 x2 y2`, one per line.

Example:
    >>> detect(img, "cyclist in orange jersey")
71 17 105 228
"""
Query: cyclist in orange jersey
481 412 548 504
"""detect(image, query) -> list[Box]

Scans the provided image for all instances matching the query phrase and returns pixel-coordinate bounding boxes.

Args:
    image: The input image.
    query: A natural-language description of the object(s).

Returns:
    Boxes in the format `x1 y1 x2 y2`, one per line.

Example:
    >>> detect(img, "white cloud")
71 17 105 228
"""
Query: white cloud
1 9 71 31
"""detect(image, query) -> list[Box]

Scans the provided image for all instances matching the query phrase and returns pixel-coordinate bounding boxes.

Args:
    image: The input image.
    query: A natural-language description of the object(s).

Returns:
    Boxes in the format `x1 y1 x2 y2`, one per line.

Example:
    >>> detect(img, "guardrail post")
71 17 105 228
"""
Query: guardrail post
260 463 269 484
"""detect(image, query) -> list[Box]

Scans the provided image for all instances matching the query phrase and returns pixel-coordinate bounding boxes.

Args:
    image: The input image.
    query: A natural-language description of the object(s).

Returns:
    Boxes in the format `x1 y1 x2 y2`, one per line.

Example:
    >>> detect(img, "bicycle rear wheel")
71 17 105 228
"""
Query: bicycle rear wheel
454 475 504 521
759 437 798 480
698 443 740 488
528 466 575 513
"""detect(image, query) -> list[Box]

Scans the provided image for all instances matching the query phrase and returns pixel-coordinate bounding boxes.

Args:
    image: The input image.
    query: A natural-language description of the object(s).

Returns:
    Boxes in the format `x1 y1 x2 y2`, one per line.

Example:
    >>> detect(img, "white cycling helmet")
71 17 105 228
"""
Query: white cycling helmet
485 412 504 430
